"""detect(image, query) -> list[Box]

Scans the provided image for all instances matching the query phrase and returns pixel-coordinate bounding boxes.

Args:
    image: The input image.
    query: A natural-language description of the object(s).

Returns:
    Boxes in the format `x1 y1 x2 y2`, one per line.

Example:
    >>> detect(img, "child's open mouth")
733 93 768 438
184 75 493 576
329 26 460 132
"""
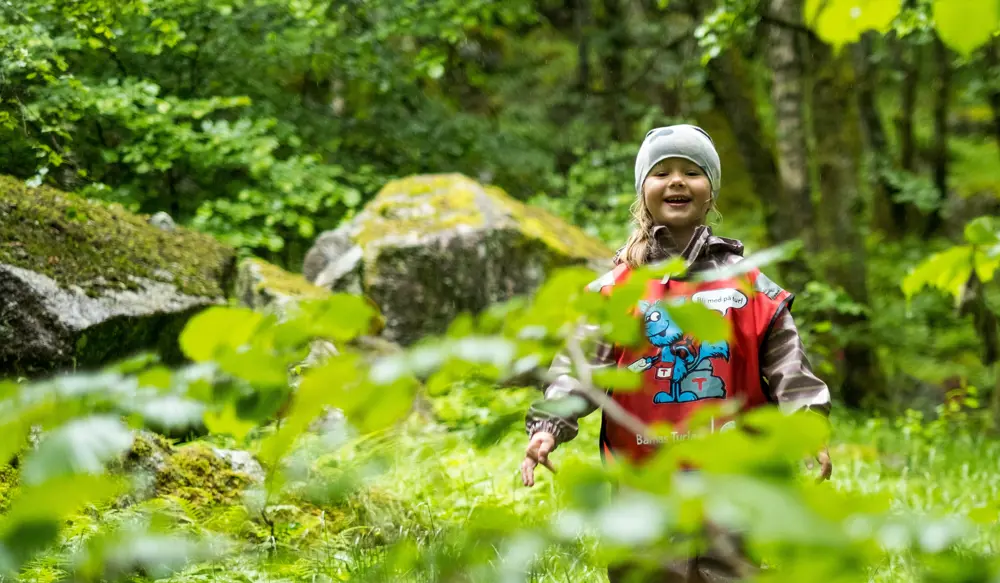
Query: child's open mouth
663 195 692 207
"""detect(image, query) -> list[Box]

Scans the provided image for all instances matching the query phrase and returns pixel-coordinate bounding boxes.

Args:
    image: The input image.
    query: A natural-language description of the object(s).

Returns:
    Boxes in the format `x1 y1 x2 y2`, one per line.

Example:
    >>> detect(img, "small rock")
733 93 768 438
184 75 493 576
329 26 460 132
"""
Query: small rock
212 448 266 484
148 211 176 232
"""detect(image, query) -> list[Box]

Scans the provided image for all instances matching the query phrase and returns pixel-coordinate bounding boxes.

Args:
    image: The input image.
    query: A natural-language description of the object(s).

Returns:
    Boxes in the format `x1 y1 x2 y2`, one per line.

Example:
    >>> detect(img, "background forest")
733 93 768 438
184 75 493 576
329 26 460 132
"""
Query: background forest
4 0 1000 581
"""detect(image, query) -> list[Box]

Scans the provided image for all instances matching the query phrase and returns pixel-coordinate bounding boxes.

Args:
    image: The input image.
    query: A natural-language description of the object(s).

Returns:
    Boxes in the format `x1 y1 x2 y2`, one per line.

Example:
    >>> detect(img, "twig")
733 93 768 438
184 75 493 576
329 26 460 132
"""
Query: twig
758 11 819 40
564 322 657 442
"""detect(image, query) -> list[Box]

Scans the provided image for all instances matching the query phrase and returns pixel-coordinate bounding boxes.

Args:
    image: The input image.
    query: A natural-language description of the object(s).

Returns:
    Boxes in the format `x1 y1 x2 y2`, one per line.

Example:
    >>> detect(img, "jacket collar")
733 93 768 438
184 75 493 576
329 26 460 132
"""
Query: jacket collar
647 225 744 283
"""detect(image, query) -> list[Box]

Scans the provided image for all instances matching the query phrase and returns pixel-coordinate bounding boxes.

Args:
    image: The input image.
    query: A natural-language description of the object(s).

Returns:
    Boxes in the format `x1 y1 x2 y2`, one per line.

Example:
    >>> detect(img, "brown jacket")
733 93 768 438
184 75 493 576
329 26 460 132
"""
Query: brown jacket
525 225 832 446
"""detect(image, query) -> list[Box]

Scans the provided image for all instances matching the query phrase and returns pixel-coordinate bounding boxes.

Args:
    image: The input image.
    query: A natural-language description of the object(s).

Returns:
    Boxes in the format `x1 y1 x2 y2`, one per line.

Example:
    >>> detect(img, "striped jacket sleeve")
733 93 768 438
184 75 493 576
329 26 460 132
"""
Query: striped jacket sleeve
760 307 832 415
524 322 617 447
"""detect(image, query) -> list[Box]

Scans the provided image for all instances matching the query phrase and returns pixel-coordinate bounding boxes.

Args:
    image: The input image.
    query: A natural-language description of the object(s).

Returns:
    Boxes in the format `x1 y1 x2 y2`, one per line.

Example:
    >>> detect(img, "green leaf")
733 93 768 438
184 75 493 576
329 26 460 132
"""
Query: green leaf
806 0 903 49
693 241 800 283
901 246 974 301
668 300 731 344
974 248 1000 283
179 307 264 362
292 295 379 342
593 367 643 392
203 403 257 440
133 396 206 432
964 216 1000 245
933 0 998 56
21 416 134 485
72 531 230 582
136 366 172 389
0 475 128 571
257 355 363 465
216 349 292 388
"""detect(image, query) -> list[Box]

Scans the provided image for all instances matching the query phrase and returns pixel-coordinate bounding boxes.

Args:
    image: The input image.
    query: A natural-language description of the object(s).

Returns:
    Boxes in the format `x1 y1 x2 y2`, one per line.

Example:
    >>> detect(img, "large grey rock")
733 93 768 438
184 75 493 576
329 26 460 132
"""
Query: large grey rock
302 173 612 346
0 264 219 374
0 176 235 378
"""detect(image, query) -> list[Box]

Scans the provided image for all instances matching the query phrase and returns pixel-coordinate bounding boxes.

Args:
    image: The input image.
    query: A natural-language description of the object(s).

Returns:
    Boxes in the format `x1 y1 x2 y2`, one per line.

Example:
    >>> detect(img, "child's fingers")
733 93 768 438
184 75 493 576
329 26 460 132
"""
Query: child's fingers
521 457 536 487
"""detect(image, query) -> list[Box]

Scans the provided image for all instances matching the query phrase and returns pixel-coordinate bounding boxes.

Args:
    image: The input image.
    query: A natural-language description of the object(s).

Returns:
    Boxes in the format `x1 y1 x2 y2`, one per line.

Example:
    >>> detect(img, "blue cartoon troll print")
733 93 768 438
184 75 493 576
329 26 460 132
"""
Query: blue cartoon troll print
627 300 730 403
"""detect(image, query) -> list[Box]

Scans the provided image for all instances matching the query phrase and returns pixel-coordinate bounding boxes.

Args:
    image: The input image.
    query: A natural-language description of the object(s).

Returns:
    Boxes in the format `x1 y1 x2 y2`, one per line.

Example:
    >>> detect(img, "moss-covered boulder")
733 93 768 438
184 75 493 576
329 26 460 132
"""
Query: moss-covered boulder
235 257 331 314
302 173 612 345
0 177 236 378
119 432 262 506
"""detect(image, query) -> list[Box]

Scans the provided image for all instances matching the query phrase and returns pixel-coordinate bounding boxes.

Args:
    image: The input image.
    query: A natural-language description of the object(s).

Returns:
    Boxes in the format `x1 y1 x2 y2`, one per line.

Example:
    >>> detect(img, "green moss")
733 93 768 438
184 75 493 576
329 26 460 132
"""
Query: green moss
0 464 19 514
354 174 485 248
489 186 611 260
127 431 174 465
155 443 251 506
0 176 235 297
354 173 611 262
243 257 330 300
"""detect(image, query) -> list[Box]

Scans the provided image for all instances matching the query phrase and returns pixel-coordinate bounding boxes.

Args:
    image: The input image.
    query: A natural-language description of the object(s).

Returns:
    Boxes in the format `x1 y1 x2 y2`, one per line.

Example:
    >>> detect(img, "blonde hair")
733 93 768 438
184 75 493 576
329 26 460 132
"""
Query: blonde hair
620 190 718 269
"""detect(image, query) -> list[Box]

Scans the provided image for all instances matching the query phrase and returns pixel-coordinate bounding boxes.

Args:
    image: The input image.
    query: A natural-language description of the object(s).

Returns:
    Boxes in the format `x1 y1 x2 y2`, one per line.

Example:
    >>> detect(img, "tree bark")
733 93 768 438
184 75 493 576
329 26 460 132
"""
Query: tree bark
809 39 886 410
765 0 816 255
926 34 951 236
574 0 591 92
853 32 904 237
704 48 813 289
985 38 1000 157
597 0 629 141
894 33 918 175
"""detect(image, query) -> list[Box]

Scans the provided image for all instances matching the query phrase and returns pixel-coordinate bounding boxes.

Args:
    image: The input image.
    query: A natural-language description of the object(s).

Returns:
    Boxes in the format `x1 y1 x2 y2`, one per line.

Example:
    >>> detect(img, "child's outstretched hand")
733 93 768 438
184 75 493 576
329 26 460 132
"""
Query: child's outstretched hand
807 446 833 483
521 431 557 487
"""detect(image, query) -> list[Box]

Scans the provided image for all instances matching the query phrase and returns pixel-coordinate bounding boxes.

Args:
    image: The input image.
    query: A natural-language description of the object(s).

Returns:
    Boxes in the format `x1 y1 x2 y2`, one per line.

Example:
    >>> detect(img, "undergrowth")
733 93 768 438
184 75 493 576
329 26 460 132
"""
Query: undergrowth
11 381 1000 583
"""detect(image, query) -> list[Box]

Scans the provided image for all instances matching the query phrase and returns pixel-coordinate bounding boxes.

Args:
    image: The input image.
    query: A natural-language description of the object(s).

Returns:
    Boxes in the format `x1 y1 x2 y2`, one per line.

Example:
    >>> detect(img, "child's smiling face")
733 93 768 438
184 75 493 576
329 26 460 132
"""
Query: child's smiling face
641 157 713 229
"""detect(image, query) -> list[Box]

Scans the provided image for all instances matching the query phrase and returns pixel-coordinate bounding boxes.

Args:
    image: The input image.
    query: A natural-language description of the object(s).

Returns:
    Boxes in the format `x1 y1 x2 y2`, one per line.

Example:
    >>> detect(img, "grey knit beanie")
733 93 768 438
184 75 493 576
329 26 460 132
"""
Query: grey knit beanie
634 124 721 198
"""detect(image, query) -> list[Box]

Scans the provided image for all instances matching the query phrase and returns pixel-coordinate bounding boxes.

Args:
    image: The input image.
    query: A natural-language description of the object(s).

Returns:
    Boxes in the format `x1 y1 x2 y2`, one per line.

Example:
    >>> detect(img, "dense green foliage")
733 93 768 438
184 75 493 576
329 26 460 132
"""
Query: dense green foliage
0 255 998 582
6 0 1000 581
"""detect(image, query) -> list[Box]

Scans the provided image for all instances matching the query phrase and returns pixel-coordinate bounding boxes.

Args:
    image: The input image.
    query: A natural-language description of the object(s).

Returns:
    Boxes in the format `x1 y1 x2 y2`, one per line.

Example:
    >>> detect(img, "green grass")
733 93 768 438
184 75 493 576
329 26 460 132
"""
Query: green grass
20 386 996 583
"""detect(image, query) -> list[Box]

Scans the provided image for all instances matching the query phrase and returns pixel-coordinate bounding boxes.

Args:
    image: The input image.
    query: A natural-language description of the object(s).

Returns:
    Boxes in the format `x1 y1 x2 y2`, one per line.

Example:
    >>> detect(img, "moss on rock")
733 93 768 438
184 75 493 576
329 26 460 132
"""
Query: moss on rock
304 173 613 345
154 443 252 506
0 176 235 297
236 257 330 313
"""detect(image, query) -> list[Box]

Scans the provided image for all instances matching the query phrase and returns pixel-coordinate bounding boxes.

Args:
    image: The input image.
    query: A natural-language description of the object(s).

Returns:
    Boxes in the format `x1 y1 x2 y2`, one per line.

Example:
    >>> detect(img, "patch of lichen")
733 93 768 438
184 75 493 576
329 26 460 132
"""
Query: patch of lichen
154 443 251 506
244 258 331 300
0 176 235 297
354 174 485 248
351 173 612 264
489 186 612 260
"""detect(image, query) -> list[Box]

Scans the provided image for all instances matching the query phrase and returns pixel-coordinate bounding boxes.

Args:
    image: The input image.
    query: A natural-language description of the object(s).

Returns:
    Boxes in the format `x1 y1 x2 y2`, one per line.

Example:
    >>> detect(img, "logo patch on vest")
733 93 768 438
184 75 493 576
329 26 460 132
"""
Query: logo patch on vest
629 299 731 404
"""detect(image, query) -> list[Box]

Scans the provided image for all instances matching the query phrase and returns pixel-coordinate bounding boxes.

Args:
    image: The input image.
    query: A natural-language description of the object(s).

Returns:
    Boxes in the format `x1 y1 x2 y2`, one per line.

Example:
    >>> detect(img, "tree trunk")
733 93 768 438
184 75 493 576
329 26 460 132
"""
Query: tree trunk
704 47 812 288
809 39 886 410
597 0 629 141
926 34 951 236
764 0 816 257
984 38 1000 157
574 0 591 92
894 33 918 175
853 32 904 237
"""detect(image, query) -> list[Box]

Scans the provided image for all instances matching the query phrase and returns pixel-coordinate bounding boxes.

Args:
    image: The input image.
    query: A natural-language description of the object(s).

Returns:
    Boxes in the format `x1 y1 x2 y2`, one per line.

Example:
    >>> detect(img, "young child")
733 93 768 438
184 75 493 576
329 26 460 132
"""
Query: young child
520 124 833 582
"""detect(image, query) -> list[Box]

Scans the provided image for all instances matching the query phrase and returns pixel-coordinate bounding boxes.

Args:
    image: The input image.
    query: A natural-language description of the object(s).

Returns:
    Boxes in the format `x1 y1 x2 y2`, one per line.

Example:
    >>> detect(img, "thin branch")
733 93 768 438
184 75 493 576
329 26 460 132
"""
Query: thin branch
758 11 819 40
588 35 688 96
564 325 656 441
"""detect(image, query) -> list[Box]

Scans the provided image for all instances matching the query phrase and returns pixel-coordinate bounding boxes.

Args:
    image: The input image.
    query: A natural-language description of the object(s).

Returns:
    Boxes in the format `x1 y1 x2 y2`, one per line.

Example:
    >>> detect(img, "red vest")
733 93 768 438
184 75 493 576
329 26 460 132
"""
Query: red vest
593 263 792 465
